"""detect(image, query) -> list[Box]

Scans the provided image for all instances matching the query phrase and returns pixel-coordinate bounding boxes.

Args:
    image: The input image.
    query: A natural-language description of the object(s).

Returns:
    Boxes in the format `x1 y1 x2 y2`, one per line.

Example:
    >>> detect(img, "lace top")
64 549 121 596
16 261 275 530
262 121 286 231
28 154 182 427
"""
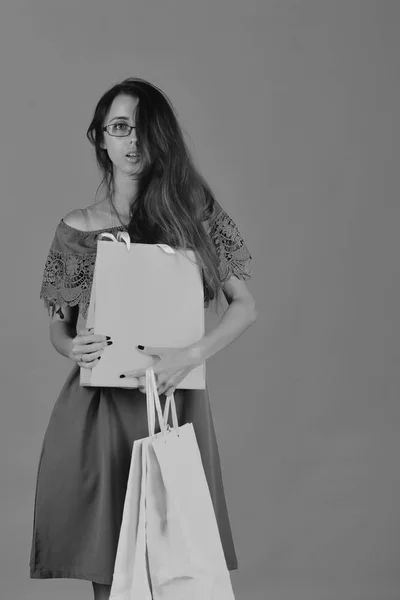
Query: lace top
40 204 253 319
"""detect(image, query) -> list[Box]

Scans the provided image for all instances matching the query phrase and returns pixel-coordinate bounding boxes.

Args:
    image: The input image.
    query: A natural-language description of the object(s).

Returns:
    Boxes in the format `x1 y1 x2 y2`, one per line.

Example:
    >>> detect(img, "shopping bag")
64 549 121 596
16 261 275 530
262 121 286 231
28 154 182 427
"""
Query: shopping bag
109 368 235 600
109 439 153 600
80 231 205 389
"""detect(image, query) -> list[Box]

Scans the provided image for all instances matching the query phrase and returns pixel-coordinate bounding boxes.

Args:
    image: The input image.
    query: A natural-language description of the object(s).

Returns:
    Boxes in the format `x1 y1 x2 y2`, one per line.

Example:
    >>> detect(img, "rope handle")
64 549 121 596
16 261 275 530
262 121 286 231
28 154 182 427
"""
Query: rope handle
97 232 175 255
145 368 179 438
98 231 131 250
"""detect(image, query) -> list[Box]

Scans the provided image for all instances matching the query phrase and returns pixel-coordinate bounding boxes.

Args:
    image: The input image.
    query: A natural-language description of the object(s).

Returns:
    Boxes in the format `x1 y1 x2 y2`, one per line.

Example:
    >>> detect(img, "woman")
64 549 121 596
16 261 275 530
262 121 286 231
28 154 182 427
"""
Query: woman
30 77 257 600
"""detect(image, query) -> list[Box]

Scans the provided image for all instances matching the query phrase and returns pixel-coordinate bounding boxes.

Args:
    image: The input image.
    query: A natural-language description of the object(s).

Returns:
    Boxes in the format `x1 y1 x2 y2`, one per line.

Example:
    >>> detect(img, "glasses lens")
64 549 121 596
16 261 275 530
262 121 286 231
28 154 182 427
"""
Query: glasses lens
108 123 131 137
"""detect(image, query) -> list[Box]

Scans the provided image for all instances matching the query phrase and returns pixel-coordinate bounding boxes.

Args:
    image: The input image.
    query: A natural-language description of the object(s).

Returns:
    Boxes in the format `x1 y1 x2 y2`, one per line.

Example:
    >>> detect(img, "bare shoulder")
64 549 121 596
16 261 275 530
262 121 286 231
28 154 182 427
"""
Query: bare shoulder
62 208 88 231
64 199 118 231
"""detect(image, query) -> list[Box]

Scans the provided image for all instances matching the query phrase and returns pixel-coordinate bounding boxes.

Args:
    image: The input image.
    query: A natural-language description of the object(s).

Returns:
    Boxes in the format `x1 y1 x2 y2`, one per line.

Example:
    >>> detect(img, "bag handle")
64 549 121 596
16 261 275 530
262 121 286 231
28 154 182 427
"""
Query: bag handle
146 368 166 437
97 232 176 255
98 231 131 250
163 393 179 432
145 368 179 437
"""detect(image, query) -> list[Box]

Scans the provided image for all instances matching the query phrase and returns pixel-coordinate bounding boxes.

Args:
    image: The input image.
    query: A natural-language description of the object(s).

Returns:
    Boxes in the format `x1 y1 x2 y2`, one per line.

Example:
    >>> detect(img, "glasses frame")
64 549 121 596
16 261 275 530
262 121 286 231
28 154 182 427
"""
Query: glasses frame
102 123 136 137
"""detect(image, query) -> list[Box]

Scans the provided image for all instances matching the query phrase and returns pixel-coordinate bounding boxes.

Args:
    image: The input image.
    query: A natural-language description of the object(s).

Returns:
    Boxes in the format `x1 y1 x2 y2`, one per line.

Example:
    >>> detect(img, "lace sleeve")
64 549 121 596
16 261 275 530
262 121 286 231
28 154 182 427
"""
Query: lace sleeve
208 208 253 282
39 222 97 320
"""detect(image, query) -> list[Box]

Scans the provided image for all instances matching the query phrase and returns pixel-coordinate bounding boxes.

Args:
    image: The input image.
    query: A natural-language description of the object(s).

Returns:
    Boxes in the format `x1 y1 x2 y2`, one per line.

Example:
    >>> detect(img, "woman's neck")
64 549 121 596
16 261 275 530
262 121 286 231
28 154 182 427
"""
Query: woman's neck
112 170 140 219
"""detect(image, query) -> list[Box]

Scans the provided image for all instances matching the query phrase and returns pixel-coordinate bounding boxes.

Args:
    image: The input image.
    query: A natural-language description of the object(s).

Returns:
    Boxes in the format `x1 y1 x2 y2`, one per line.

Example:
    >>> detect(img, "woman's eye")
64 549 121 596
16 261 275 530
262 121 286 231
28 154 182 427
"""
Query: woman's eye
113 122 129 131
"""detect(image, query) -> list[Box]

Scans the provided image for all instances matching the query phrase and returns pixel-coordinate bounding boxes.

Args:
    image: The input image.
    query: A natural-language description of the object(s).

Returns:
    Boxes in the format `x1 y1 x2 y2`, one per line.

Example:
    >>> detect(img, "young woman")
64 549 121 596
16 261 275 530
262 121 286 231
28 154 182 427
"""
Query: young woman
30 77 257 600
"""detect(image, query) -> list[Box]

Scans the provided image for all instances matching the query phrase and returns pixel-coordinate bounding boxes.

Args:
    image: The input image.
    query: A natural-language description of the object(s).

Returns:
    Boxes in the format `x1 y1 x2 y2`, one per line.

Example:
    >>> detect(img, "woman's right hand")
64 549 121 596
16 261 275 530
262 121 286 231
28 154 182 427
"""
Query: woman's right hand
70 327 112 369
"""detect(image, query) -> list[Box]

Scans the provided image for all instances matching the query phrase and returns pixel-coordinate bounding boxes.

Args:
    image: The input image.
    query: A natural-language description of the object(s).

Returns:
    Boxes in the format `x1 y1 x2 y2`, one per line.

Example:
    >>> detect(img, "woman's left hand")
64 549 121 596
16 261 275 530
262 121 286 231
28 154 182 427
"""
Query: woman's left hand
119 345 203 397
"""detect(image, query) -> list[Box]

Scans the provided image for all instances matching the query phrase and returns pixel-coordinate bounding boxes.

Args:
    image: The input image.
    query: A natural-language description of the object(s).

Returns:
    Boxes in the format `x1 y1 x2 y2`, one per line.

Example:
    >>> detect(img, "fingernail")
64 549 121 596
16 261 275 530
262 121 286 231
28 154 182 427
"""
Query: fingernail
106 336 111 340
119 374 125 378
138 345 144 350
107 341 113 345
98 356 101 360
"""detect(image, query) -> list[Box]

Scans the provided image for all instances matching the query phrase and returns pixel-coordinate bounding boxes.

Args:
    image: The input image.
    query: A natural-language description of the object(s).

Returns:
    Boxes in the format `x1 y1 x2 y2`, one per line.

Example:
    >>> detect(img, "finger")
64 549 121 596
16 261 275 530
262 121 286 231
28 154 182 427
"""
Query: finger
164 386 176 398
78 361 96 369
78 327 99 338
73 340 108 354
81 351 102 364
134 374 157 391
78 334 111 345
81 351 102 362
78 362 99 370
157 380 172 396
120 369 146 379
72 346 102 359
78 356 101 369
76 350 103 362
77 327 111 340
137 345 168 356
158 369 188 395
123 356 168 377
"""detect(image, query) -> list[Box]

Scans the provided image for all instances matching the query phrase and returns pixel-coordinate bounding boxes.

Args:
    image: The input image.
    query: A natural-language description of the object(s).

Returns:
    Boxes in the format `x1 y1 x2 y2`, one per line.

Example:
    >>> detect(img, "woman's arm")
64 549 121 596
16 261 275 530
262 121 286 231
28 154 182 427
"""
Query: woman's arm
189 276 257 362
49 304 79 359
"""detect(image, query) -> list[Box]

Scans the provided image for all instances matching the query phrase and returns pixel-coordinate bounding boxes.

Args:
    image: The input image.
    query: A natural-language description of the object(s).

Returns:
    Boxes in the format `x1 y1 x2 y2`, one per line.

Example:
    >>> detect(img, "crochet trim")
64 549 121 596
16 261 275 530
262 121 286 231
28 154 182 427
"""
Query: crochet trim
208 210 252 282
40 250 96 319
40 210 252 318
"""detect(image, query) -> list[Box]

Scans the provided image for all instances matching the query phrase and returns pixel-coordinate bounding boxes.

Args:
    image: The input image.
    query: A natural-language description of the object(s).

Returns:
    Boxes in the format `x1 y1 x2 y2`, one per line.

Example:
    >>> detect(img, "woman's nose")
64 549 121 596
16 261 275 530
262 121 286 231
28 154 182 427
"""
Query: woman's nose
129 136 138 149
129 128 138 141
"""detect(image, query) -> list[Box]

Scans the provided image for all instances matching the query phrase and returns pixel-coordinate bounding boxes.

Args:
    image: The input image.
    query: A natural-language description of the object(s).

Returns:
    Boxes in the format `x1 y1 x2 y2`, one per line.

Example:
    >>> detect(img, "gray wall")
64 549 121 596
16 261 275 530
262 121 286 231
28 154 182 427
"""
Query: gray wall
1 1 399 599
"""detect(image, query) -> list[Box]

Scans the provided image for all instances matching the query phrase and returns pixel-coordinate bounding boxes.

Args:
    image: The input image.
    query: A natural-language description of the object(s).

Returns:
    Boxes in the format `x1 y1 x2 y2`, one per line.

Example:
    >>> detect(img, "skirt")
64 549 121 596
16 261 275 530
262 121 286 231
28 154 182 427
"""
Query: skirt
29 364 238 584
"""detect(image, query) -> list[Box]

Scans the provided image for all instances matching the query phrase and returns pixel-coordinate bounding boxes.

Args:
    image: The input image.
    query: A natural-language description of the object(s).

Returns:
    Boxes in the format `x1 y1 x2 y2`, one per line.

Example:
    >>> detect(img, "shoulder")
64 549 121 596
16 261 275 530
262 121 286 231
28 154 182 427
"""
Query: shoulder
62 208 88 231
63 200 116 231
47 207 100 253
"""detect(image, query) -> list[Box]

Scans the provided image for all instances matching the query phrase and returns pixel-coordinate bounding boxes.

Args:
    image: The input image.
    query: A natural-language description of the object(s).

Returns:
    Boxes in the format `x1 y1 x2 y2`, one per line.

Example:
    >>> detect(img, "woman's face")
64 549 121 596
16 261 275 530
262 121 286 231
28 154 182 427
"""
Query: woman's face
101 94 141 176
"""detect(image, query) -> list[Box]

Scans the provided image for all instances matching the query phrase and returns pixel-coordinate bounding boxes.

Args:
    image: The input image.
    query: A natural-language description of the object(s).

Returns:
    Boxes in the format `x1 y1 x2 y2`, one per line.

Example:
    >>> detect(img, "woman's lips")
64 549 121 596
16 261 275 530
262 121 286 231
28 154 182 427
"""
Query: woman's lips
125 152 141 162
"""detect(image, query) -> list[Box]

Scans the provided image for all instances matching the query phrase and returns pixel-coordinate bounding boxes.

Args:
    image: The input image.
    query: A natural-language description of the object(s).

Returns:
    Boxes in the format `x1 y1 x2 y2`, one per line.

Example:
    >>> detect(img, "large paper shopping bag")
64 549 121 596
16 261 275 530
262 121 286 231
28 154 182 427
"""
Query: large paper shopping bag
109 438 153 600
109 368 235 600
80 231 205 389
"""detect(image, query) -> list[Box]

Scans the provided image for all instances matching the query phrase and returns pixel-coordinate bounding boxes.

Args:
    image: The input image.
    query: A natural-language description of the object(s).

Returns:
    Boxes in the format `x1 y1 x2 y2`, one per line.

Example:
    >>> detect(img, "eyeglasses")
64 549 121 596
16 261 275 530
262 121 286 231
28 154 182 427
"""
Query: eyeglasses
103 122 136 137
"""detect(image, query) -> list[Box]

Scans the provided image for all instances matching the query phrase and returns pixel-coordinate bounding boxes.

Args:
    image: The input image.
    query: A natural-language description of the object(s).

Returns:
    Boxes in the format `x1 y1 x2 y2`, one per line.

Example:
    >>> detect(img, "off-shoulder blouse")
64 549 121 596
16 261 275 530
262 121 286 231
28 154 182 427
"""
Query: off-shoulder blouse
40 204 253 319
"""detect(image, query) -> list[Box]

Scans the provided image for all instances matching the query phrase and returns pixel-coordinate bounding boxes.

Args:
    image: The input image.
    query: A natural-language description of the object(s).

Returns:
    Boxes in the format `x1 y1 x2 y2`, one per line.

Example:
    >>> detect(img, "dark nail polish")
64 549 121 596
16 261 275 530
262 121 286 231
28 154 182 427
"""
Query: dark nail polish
107 341 113 345
106 336 111 340
119 374 125 378
138 345 144 350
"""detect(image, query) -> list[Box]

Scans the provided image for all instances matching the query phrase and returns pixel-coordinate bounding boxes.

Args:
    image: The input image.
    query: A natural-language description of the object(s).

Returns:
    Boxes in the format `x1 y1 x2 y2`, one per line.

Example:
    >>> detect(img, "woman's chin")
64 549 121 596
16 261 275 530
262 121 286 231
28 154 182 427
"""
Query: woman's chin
115 163 141 178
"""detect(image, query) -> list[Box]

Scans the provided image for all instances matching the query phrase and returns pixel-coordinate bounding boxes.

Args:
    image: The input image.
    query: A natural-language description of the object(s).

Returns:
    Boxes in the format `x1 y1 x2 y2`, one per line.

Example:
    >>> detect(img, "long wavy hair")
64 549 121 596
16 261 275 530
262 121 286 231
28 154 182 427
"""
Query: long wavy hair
86 77 225 309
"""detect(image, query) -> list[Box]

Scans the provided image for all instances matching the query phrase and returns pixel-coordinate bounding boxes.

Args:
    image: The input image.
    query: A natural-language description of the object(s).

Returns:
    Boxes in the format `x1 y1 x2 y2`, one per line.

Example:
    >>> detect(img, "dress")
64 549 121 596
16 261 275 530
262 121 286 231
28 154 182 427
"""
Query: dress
29 202 252 585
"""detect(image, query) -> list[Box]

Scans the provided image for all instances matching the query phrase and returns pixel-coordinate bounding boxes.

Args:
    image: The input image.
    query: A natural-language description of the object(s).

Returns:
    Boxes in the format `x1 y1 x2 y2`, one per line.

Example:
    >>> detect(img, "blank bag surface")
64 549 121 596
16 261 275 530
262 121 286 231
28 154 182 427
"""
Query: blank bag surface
81 234 206 389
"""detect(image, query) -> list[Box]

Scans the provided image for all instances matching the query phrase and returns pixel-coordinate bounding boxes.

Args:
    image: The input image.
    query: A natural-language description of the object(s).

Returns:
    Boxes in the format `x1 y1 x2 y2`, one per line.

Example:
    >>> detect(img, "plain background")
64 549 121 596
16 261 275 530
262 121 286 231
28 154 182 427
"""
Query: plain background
1 1 399 599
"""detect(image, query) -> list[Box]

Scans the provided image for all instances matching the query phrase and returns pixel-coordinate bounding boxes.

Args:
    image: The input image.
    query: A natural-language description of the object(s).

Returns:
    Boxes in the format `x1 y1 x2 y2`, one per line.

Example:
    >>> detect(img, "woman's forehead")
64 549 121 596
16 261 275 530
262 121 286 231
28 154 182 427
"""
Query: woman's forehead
107 94 139 119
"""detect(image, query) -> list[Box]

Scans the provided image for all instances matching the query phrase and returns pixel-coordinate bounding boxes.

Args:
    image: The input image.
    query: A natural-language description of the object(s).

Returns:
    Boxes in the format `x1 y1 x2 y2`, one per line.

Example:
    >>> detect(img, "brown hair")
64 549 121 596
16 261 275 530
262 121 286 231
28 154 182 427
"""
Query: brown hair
86 77 225 308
